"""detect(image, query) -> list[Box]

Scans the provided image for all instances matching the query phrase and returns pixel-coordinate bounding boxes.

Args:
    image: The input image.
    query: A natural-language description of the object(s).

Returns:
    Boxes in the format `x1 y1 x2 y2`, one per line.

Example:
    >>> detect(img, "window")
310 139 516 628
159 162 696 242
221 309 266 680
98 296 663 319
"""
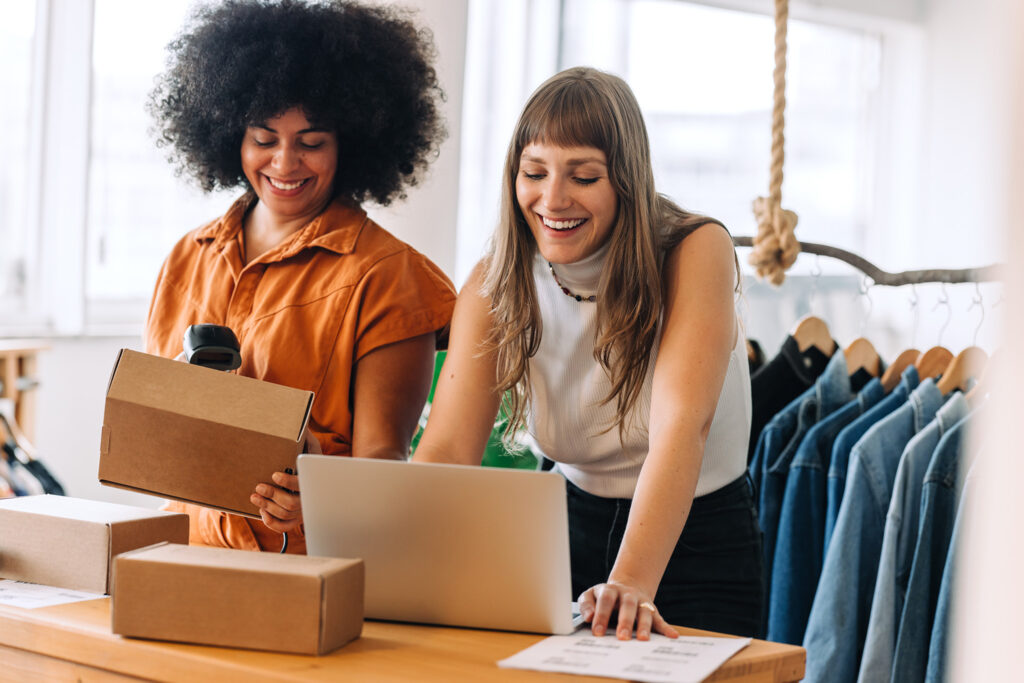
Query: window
88 0 231 321
0 1 38 319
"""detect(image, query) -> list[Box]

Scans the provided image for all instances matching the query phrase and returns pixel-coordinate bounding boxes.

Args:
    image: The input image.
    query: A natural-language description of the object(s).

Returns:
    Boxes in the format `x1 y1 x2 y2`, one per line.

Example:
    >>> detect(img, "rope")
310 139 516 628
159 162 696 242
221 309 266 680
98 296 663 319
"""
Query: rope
749 0 799 285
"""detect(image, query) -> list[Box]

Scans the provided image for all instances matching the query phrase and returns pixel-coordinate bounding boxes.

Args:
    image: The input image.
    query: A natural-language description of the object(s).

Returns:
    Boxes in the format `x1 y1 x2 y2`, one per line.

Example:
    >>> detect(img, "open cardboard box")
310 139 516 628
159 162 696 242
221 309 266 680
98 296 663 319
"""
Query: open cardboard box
0 495 189 594
99 349 313 518
112 543 364 655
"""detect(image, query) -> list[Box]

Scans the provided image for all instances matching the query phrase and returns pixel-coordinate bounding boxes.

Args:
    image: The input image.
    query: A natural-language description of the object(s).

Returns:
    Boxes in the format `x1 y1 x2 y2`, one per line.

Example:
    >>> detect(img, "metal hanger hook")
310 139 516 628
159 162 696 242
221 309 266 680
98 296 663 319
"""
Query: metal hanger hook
935 283 952 346
968 283 985 347
858 275 874 334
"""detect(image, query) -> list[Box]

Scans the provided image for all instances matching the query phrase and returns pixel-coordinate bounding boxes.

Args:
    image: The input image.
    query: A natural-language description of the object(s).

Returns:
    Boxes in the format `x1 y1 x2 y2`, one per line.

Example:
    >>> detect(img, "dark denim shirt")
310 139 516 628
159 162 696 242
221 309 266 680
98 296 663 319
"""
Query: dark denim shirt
857 392 968 682
892 411 976 682
803 378 944 683
768 378 885 645
825 365 921 551
753 351 863 629
749 335 832 463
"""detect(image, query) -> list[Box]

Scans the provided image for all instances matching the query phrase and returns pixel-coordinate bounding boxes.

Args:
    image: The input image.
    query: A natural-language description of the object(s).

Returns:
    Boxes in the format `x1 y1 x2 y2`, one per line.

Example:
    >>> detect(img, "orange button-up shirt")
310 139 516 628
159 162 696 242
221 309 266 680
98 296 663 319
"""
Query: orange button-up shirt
145 194 455 553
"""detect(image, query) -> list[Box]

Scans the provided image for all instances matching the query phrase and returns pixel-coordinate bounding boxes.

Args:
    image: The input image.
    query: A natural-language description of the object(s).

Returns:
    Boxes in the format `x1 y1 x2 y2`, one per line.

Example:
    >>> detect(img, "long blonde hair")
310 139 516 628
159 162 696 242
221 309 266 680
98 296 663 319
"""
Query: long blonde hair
482 67 728 442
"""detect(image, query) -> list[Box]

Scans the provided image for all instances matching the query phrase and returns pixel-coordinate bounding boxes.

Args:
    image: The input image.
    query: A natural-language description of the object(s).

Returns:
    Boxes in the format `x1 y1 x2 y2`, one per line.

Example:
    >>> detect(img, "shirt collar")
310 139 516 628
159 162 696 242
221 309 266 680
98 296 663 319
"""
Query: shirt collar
193 193 367 258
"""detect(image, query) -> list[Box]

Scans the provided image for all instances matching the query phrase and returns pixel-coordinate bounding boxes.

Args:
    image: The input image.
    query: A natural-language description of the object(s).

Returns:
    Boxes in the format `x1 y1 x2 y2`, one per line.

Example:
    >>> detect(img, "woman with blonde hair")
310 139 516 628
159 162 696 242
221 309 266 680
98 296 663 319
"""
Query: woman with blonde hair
414 67 763 639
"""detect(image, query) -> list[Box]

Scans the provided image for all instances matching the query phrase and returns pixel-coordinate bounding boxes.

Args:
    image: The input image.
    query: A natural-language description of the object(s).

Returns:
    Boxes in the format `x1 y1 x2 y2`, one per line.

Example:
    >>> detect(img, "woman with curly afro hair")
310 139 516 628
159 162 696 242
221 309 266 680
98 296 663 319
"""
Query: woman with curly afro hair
144 0 456 554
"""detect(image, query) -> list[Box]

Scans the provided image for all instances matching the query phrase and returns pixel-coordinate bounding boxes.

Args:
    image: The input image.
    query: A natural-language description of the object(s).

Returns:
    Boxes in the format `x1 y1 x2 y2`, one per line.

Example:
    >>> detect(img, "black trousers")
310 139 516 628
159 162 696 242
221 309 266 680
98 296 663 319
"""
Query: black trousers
566 473 764 637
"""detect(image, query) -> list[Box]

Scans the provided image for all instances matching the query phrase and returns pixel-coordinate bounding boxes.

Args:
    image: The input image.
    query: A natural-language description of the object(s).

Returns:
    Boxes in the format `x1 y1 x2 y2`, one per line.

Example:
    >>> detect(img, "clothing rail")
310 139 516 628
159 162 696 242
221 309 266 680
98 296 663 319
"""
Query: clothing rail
732 236 1003 286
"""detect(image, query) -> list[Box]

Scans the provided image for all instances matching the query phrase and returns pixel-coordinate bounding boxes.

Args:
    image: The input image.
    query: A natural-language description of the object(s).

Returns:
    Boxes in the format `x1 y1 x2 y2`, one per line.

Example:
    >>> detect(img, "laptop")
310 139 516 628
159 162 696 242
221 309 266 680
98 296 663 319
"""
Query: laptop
298 454 582 634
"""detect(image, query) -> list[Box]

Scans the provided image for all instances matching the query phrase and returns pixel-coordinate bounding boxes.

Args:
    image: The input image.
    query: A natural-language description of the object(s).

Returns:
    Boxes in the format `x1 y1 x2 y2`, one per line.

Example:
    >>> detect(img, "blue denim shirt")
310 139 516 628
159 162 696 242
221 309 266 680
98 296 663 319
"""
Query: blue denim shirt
753 352 857 624
857 392 968 683
926 456 979 682
803 378 944 683
768 378 885 645
892 411 976 682
825 366 921 551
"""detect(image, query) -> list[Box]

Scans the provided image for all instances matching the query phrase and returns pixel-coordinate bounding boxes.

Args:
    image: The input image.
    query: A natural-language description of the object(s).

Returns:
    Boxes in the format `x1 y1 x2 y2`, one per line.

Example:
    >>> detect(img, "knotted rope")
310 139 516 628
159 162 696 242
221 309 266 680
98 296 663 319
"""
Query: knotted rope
749 0 799 285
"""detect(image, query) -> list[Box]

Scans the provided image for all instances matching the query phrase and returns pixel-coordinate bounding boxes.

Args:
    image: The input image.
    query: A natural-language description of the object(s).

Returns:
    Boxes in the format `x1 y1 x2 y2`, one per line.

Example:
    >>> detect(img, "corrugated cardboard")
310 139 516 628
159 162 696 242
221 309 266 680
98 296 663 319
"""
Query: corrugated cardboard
99 349 313 518
0 495 189 594
112 543 363 655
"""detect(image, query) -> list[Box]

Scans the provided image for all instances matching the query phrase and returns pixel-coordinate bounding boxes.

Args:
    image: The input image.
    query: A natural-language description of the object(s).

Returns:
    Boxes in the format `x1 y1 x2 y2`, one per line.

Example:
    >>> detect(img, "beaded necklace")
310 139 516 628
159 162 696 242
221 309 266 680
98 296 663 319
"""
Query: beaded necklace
547 262 597 303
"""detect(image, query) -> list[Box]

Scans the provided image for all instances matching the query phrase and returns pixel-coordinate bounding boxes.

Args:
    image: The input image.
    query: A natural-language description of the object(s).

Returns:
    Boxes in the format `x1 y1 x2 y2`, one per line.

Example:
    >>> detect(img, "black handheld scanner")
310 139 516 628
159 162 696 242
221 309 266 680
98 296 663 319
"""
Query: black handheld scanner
183 324 242 371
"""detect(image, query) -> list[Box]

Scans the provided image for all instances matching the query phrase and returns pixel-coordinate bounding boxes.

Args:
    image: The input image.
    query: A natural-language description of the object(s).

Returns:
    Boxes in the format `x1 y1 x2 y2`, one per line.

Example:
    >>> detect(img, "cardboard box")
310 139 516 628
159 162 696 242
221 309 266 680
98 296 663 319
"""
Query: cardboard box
112 543 363 655
0 495 189 594
99 349 313 518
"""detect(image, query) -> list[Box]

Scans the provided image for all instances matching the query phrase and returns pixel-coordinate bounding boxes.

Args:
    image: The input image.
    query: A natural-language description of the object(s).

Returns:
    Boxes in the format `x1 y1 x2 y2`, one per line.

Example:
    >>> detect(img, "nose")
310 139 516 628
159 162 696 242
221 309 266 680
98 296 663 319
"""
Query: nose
541 178 571 212
271 144 301 173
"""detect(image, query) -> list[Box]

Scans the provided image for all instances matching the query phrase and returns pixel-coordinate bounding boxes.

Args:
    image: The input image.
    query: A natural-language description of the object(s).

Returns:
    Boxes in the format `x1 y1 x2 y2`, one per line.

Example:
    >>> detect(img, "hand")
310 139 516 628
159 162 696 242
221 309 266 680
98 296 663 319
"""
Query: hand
251 469 302 533
578 581 678 641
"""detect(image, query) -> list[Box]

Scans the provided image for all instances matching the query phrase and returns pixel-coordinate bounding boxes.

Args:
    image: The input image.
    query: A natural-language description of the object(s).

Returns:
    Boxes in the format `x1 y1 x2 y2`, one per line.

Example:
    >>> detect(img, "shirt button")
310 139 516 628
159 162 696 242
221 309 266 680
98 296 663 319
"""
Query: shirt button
803 357 813 368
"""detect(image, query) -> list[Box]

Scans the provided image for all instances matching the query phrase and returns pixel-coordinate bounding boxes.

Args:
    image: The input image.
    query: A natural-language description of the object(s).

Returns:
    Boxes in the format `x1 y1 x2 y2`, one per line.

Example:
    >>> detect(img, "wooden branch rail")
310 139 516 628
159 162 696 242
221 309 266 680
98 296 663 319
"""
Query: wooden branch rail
732 236 1003 286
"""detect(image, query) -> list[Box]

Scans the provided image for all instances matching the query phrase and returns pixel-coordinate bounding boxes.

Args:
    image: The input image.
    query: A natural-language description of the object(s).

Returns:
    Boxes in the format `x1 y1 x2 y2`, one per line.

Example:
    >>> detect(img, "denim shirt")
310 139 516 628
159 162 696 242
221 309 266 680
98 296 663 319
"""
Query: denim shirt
825 366 921 551
753 351 859 625
768 378 885 645
857 392 968 683
803 378 944 683
926 456 980 682
892 411 976 682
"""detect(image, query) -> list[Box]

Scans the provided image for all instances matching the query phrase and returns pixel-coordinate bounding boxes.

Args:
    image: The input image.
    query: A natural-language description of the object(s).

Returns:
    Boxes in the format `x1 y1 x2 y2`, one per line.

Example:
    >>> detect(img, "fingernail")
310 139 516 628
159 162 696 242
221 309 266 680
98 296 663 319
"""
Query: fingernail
638 630 649 640
273 472 284 483
256 485 270 496
593 625 604 636
617 629 629 640
250 494 261 504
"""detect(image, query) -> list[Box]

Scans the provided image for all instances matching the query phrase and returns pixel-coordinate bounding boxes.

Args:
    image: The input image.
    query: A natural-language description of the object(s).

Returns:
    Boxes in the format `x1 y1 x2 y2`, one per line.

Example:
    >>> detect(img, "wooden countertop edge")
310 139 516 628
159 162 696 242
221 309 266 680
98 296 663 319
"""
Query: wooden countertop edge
0 600 806 682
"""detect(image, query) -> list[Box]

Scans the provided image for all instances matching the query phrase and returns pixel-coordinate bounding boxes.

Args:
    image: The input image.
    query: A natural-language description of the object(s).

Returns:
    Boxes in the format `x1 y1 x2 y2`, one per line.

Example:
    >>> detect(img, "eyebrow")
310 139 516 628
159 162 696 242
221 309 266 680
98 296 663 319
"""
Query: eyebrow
520 154 607 167
255 124 333 135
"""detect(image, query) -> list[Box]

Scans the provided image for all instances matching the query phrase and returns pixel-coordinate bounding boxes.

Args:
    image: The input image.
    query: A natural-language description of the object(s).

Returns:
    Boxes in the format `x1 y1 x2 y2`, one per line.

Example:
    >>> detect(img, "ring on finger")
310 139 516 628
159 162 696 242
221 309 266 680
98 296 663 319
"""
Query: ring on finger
639 601 657 613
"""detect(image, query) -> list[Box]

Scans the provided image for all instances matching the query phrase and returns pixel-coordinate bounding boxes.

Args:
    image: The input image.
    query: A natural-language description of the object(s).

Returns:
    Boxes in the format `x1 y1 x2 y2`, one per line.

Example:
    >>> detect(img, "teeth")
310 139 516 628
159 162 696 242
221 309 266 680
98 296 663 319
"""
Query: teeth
267 177 305 190
542 217 586 230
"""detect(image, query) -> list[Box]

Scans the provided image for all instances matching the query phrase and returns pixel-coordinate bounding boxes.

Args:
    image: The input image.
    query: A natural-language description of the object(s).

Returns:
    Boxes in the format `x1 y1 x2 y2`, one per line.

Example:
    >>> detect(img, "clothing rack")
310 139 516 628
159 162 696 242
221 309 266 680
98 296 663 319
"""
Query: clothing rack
732 236 1002 286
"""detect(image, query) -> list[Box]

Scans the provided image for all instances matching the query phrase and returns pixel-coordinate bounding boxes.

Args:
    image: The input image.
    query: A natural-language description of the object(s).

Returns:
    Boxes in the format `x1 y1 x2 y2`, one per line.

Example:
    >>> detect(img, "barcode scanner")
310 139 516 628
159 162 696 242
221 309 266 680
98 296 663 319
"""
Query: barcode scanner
182 324 290 553
183 324 242 371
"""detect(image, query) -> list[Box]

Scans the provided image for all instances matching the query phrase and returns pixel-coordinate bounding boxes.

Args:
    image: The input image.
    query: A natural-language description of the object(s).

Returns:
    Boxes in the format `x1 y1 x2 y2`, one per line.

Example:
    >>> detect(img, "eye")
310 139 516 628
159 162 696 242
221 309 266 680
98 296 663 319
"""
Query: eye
521 171 545 181
573 177 600 185
300 141 326 150
251 137 276 148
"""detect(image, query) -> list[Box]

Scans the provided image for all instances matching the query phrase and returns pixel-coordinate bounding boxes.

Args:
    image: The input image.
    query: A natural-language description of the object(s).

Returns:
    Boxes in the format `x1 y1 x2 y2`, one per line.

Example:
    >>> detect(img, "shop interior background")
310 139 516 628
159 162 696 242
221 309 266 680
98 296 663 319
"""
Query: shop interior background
1 0 1020 676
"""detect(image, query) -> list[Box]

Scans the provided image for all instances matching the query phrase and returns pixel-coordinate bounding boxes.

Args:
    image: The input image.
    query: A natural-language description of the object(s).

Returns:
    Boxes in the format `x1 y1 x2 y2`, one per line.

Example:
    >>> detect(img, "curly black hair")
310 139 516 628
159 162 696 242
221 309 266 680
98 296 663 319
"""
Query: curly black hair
148 0 446 206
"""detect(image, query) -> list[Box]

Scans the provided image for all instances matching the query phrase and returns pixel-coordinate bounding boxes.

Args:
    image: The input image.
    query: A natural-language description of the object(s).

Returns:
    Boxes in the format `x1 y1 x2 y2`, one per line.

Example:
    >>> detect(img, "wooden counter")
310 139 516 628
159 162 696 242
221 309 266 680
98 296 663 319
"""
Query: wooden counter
0 599 803 682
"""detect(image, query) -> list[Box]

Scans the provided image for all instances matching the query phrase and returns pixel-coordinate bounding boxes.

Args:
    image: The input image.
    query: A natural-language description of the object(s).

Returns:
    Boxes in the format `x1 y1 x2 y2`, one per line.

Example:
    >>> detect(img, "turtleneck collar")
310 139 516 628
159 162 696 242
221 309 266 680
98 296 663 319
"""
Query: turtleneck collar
545 240 611 298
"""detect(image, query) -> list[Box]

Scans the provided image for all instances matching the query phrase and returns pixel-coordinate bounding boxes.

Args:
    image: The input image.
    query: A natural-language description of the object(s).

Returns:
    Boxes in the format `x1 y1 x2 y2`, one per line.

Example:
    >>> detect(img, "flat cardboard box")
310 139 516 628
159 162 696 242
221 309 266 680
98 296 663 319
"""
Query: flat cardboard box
112 543 363 655
99 349 313 518
0 495 189 594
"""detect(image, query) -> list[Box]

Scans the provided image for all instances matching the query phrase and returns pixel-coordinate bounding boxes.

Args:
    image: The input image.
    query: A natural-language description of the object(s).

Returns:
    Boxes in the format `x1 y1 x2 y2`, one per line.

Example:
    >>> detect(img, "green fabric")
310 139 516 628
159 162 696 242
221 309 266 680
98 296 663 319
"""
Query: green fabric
410 351 538 470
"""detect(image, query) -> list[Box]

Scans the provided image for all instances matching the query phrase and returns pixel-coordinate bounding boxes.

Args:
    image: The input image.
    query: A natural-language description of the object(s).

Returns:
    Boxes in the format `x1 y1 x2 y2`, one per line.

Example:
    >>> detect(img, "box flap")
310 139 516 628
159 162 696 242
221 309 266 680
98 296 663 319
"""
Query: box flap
107 349 312 441
119 543 356 577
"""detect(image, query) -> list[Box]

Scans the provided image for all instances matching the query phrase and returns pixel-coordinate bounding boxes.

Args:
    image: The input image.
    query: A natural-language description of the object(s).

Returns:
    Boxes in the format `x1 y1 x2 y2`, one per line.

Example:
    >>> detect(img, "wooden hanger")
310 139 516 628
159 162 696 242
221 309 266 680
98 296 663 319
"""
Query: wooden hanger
880 348 920 393
936 346 988 395
790 315 836 356
844 337 881 377
915 346 954 381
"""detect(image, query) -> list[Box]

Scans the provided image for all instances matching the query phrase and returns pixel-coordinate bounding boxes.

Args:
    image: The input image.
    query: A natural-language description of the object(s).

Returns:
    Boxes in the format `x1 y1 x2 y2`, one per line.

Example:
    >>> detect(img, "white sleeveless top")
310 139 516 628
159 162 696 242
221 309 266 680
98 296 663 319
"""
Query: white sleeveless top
526 244 751 499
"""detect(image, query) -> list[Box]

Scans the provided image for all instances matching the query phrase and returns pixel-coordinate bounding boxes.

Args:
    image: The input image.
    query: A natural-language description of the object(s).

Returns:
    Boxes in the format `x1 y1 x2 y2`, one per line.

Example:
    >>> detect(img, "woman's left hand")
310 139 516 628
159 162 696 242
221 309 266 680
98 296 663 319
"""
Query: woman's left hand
578 581 678 641
251 470 302 533
250 427 320 533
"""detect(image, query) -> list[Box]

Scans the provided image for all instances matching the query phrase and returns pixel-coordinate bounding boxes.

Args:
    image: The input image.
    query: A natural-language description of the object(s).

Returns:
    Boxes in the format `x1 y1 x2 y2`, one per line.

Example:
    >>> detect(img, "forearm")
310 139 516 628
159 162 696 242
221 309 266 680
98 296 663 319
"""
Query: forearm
608 424 706 596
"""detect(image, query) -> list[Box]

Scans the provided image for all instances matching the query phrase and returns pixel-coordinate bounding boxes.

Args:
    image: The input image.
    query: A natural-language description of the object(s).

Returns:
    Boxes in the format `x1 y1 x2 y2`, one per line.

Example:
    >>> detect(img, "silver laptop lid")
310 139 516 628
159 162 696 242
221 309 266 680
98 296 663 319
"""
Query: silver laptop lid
298 455 576 634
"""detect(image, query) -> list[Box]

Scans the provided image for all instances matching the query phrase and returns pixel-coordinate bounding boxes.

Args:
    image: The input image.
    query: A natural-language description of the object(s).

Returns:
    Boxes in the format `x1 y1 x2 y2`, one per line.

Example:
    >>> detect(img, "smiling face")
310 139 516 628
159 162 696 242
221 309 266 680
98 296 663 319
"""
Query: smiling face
240 107 338 223
515 143 619 265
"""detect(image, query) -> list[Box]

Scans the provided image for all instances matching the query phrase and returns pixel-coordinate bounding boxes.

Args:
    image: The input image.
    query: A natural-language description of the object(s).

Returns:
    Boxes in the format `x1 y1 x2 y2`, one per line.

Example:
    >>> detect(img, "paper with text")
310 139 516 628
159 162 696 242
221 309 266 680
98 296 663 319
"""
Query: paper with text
0 580 105 609
498 630 752 682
